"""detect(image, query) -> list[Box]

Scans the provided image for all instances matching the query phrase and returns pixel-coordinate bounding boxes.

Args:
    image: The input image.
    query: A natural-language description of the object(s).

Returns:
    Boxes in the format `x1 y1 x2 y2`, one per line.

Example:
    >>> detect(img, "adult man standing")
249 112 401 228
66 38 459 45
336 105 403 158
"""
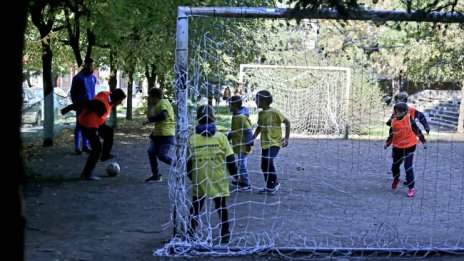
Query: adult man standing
70 57 97 154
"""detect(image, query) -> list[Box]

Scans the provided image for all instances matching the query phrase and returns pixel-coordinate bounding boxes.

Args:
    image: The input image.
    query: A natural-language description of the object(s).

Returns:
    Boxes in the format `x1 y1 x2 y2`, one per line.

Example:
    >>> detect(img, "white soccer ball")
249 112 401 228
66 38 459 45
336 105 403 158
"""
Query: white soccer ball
106 162 120 177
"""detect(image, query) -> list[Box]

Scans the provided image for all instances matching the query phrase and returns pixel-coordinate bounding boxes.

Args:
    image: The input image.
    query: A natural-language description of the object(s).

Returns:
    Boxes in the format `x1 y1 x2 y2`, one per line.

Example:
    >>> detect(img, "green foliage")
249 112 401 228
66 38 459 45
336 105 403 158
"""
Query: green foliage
214 106 233 132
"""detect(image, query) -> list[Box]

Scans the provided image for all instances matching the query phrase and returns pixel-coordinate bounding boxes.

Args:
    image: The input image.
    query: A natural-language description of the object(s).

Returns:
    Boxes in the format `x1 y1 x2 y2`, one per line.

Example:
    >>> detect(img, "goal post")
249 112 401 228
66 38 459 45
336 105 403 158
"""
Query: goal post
167 5 464 258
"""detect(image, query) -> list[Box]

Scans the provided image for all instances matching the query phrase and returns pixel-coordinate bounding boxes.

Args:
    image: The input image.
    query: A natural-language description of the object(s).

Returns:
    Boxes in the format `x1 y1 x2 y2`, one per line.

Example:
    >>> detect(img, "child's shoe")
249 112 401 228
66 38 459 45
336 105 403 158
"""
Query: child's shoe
407 188 415 197
238 184 252 192
268 183 281 195
145 174 162 183
391 178 400 189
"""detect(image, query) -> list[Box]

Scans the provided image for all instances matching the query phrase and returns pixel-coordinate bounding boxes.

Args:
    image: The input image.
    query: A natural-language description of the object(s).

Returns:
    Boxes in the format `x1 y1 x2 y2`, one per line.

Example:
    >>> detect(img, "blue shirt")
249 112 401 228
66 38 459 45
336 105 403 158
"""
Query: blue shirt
70 70 96 103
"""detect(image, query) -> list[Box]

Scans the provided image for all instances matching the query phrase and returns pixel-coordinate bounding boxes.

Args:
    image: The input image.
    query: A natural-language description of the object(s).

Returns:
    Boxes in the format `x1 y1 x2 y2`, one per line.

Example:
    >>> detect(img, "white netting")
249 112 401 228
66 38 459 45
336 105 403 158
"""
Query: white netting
240 65 351 136
155 14 464 259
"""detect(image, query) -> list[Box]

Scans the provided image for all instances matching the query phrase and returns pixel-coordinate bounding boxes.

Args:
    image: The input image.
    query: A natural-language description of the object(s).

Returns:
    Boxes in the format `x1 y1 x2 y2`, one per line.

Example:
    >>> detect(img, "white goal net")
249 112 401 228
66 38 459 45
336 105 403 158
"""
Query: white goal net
239 64 351 136
155 7 464 259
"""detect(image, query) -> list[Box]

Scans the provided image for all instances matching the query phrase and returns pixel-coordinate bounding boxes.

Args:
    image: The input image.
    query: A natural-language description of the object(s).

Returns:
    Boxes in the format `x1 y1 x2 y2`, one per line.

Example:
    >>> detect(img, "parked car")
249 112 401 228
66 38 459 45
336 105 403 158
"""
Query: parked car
22 88 42 126
28 87 71 118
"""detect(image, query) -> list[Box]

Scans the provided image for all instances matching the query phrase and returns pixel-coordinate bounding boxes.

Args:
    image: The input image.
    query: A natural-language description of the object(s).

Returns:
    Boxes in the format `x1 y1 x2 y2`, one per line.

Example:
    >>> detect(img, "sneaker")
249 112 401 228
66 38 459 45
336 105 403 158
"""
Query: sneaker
391 178 400 189
81 174 101 181
238 185 252 192
258 187 269 194
75 148 82 155
407 188 415 197
145 174 162 183
268 183 281 195
101 153 117 162
231 178 239 185
82 146 92 154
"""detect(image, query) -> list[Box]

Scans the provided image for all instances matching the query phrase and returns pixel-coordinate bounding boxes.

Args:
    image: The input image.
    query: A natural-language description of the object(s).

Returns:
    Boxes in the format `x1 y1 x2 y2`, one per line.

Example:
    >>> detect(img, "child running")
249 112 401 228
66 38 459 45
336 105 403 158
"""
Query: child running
187 105 238 244
387 92 430 134
252 90 290 195
384 102 427 197
228 95 253 191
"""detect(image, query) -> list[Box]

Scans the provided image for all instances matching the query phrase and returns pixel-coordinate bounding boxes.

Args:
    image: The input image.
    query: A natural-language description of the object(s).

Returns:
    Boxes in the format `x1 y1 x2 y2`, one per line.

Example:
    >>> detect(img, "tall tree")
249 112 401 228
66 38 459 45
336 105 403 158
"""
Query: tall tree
28 0 63 146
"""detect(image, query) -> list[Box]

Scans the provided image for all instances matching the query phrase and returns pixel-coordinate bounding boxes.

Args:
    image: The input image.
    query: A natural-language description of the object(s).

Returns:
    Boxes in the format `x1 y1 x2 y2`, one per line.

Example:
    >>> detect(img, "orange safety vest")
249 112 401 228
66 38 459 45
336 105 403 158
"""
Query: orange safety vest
391 114 418 149
408 107 416 119
78 91 112 128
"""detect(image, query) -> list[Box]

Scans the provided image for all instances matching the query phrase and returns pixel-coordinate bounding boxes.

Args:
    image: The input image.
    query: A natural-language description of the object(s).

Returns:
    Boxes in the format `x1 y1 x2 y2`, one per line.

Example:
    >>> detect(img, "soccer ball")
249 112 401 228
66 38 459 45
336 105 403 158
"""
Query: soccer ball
106 162 120 177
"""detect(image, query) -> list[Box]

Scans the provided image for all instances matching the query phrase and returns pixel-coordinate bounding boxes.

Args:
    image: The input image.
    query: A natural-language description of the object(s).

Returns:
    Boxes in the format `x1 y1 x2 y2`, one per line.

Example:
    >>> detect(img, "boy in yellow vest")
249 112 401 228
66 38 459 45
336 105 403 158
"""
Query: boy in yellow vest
187 105 238 244
252 90 290 195
228 95 253 191
144 88 176 183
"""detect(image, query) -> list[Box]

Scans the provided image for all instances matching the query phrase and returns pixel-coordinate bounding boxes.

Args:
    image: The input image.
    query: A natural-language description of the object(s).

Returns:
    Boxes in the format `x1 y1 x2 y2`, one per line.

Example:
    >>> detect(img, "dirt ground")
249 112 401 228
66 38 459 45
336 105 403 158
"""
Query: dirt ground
23 117 464 260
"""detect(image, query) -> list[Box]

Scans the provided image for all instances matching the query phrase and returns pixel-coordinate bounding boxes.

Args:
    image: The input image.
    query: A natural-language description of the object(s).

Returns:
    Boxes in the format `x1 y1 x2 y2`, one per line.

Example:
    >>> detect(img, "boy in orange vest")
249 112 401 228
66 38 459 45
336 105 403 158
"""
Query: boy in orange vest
61 89 126 180
386 92 430 134
384 102 427 197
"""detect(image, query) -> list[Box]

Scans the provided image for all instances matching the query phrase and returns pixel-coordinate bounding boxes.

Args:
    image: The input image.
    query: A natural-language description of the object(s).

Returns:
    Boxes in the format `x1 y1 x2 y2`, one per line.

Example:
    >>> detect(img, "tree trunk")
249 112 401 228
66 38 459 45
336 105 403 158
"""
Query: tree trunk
158 74 165 90
458 81 464 133
145 63 157 90
108 51 118 128
41 34 55 147
145 63 157 118
126 68 134 120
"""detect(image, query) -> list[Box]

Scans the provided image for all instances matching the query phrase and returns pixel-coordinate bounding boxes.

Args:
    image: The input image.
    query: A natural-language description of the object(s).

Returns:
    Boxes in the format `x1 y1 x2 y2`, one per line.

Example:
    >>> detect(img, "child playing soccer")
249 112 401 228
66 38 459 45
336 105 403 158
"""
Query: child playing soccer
387 92 430 134
384 102 427 197
252 90 290 195
144 88 176 183
228 95 253 191
187 105 238 244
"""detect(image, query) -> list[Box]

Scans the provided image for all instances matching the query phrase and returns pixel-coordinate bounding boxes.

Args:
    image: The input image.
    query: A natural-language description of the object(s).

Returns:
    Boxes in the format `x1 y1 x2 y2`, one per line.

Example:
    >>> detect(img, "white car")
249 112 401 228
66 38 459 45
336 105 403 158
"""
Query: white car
22 88 42 125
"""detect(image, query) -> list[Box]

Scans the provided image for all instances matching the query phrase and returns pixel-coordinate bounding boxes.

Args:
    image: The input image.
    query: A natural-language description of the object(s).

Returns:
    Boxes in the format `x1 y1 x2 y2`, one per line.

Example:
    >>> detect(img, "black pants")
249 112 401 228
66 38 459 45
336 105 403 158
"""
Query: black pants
189 196 229 237
81 124 114 177
392 145 416 189
261 146 280 188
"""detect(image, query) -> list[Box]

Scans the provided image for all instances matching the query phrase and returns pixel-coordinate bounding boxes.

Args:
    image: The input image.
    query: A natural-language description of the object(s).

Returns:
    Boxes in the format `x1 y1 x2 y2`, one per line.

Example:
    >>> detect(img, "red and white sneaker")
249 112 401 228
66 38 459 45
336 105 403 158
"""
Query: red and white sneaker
407 188 415 197
391 178 400 189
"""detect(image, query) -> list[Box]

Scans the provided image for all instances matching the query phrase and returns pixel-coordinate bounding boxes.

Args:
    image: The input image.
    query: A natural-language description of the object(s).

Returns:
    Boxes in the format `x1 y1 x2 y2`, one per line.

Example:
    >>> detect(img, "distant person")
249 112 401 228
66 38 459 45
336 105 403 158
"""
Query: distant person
384 102 427 197
61 89 126 181
228 95 253 191
223 87 231 104
187 105 238 244
144 88 176 183
252 90 290 195
70 57 97 154
386 92 430 134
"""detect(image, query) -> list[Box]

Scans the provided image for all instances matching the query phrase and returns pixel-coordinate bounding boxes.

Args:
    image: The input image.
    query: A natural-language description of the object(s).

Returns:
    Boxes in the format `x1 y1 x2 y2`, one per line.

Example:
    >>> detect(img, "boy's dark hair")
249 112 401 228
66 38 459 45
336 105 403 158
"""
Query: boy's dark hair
229 95 242 107
394 102 408 113
148 88 163 99
110 88 127 102
84 57 94 64
256 90 272 104
197 105 215 124
394 92 408 103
